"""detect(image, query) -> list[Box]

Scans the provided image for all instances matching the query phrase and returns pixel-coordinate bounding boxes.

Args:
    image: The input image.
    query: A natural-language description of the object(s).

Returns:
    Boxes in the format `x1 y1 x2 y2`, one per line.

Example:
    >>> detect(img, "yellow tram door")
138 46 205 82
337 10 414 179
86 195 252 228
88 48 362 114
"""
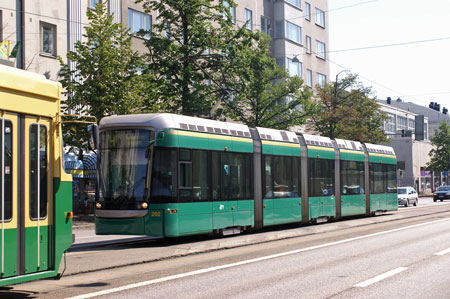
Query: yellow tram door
0 113 19 278
21 116 52 274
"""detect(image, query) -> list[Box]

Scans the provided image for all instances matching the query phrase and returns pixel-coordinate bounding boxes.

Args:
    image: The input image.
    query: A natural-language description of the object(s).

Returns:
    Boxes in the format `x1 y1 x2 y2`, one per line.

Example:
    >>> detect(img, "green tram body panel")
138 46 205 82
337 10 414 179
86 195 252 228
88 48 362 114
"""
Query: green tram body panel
261 141 300 156
157 129 253 153
340 150 365 162
341 194 366 217
0 179 72 287
369 154 397 165
309 196 336 219
307 147 335 160
263 197 302 226
97 201 254 237
1 229 18 278
370 193 397 212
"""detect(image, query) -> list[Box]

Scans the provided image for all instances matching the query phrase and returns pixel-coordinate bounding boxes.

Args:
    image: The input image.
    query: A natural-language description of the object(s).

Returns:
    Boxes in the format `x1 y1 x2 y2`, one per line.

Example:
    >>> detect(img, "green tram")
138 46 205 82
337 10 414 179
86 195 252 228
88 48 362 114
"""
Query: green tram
94 113 397 237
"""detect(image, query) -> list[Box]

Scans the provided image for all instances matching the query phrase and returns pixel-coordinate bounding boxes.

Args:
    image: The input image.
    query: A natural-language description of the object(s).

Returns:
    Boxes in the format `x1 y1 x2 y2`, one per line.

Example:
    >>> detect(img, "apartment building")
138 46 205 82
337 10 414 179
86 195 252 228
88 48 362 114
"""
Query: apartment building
0 0 121 80
122 0 330 88
1 0 329 88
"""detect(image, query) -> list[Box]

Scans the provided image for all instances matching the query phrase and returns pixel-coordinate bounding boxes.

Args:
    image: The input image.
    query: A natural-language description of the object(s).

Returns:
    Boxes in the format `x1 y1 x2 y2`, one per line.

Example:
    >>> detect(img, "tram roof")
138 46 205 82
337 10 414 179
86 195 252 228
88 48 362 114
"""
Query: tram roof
301 133 334 148
99 113 252 138
335 138 364 151
256 127 299 143
0 64 60 100
364 143 396 156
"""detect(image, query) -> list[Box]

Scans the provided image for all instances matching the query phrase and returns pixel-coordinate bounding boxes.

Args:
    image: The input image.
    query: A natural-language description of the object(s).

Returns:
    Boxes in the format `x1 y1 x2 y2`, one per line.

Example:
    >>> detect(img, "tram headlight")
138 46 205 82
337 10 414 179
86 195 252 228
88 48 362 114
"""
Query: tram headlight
141 202 149 209
95 202 102 209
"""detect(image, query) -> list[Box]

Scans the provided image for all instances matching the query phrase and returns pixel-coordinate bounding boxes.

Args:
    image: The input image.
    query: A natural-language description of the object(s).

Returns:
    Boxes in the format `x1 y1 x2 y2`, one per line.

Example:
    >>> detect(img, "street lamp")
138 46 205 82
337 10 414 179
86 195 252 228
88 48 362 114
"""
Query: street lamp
334 69 350 99
292 56 300 63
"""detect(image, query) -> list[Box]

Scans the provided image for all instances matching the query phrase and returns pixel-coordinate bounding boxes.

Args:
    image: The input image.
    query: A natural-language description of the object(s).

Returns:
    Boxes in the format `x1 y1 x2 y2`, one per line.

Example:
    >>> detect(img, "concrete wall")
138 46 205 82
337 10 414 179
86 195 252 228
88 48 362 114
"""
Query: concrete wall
386 138 433 194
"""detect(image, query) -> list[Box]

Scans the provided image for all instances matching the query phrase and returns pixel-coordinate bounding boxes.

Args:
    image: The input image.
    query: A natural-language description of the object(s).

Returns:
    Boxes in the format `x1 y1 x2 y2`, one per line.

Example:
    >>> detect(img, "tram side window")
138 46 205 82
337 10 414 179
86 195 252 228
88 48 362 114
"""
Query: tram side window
151 148 177 203
1 121 13 221
264 155 300 198
340 160 365 195
212 152 252 200
30 124 48 219
385 164 397 193
370 163 385 194
308 158 334 197
178 149 208 202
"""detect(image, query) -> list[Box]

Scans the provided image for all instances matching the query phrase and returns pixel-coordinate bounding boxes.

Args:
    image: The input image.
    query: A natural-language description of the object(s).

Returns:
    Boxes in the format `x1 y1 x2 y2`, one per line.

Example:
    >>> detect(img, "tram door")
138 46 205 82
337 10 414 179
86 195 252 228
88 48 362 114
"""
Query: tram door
21 116 52 274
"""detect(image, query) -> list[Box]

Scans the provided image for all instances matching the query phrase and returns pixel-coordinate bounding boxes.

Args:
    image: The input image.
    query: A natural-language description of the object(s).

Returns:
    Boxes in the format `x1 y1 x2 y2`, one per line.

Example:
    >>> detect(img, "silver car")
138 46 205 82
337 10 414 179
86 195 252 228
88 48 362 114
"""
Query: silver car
398 187 418 207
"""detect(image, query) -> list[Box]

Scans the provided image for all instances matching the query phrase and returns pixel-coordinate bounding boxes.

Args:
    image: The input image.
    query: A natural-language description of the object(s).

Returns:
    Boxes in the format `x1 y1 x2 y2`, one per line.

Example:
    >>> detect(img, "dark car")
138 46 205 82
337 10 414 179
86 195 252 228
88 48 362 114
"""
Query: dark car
433 186 450 202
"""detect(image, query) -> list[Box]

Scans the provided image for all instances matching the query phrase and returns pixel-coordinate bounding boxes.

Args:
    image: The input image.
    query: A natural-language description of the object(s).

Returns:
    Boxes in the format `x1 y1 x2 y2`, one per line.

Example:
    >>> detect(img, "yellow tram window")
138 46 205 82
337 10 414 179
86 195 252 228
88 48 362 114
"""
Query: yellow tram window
29 124 48 220
1 121 13 221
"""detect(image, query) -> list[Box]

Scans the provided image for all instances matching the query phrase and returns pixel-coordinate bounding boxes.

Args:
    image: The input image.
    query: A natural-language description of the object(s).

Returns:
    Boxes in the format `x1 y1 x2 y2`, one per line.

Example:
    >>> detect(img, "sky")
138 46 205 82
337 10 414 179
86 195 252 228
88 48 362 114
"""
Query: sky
328 0 450 108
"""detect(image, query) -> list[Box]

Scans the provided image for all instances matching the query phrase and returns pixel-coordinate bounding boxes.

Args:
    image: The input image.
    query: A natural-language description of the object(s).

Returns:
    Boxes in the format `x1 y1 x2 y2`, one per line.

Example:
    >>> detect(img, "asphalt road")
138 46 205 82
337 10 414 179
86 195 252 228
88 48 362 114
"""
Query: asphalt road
4 197 450 298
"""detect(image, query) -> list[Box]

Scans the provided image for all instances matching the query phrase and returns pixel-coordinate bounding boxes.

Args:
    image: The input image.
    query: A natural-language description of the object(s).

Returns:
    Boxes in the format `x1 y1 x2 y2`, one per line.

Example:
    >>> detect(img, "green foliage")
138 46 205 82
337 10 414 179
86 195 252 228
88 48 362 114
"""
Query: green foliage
221 32 316 129
427 121 450 172
309 74 387 143
137 0 257 116
58 3 156 147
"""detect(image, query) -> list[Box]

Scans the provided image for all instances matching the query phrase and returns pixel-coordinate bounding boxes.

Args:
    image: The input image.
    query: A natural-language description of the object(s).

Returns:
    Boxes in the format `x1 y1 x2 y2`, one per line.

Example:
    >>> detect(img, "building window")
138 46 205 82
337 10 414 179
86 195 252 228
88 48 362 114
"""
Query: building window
408 118 415 130
305 2 311 21
386 113 396 133
316 73 326 87
315 8 325 27
261 16 272 36
397 116 407 131
245 9 253 31
40 22 56 56
223 1 236 24
89 0 100 8
287 58 302 78
306 35 311 54
316 40 326 59
286 0 301 8
128 9 151 39
285 21 302 44
306 69 312 87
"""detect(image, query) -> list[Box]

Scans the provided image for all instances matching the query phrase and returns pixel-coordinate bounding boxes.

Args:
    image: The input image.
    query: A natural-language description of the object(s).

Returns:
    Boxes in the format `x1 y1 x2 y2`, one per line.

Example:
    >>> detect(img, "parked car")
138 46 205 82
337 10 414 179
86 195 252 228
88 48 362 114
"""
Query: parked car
433 186 450 202
397 187 418 207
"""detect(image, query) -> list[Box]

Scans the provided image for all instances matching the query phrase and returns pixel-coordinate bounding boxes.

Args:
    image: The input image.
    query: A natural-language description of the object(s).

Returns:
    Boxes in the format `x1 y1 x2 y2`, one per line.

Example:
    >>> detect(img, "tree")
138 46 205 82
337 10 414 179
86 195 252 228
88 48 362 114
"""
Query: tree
309 74 387 143
221 32 316 129
58 3 155 125
427 121 450 174
137 0 252 116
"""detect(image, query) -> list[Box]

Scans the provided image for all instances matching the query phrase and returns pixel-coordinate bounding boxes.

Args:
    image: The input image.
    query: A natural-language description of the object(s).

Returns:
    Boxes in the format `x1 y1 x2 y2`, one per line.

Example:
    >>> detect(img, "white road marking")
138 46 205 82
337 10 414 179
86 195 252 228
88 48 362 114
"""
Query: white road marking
354 267 408 288
435 247 450 256
66 217 450 299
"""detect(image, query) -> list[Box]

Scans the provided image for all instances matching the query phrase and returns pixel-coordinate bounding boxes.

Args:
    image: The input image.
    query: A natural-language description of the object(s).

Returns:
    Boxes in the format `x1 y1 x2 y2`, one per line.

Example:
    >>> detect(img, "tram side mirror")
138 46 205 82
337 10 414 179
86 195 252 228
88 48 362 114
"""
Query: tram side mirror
88 124 99 152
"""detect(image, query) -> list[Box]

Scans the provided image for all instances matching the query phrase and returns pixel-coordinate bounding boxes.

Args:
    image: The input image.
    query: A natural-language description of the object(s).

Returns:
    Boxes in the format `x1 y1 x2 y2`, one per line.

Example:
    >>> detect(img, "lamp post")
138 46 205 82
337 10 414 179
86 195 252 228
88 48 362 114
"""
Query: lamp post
334 69 349 100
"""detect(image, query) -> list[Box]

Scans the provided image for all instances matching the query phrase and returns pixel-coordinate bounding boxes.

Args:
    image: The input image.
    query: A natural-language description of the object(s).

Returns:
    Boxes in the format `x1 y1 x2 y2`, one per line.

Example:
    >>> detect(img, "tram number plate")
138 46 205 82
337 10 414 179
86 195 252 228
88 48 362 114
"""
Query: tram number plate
151 211 161 217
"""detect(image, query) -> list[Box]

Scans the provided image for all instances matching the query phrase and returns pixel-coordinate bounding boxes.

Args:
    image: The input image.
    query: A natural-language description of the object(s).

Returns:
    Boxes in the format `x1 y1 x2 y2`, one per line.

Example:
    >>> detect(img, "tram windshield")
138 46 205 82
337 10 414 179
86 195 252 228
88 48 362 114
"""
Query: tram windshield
98 129 151 209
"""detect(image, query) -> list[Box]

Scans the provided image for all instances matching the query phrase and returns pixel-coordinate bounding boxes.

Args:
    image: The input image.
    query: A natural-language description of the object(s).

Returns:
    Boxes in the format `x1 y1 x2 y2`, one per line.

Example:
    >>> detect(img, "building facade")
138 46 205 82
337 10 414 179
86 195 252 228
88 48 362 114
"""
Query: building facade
378 98 450 194
1 0 329 89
